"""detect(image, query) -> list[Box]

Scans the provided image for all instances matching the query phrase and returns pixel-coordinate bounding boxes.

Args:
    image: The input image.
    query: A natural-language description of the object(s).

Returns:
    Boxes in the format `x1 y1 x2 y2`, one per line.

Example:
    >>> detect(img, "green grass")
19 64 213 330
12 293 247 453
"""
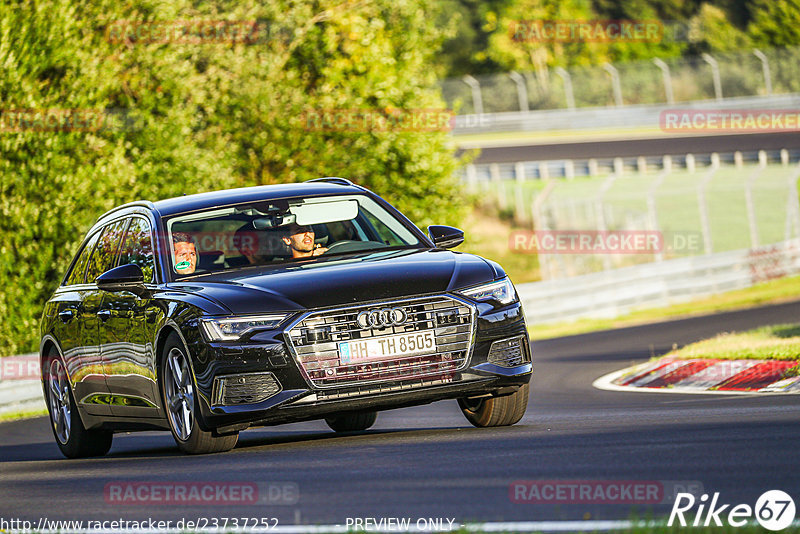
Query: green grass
459 206 541 284
605 165 795 255
482 163 799 258
456 194 800 341
529 273 800 340
0 408 47 423
495 180 549 217
451 126 667 147
666 323 800 362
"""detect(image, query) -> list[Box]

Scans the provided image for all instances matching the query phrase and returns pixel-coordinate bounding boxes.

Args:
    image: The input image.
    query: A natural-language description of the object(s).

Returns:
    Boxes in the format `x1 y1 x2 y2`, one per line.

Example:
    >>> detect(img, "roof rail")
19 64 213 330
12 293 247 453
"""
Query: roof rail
96 200 156 222
305 177 355 186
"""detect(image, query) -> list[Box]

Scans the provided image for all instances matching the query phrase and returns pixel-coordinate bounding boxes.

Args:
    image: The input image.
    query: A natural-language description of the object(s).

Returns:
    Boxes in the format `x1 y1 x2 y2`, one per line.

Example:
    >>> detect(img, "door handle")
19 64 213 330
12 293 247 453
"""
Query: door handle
145 309 158 322
97 309 112 322
58 309 75 323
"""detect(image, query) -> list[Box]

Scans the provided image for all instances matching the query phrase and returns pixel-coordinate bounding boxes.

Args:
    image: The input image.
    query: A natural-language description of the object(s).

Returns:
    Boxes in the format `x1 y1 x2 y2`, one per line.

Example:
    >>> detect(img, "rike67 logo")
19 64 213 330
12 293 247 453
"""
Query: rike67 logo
669 490 796 531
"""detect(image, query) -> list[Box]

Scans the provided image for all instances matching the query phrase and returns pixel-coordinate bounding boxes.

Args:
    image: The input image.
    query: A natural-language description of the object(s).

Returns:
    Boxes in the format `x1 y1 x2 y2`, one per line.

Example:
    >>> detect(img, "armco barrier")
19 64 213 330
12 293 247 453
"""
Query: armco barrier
516 238 800 324
452 94 800 136
0 353 45 415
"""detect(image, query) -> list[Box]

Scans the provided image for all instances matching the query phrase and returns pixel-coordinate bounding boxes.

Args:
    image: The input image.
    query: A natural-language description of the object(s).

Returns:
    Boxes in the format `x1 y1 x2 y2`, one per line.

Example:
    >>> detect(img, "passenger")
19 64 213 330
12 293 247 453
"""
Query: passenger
282 223 327 259
234 226 268 265
172 232 197 274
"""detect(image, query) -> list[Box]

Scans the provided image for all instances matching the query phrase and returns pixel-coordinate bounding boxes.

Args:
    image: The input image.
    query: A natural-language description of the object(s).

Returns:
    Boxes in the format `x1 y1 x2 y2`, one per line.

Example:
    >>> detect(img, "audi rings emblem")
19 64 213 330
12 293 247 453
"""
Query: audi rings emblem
356 307 408 329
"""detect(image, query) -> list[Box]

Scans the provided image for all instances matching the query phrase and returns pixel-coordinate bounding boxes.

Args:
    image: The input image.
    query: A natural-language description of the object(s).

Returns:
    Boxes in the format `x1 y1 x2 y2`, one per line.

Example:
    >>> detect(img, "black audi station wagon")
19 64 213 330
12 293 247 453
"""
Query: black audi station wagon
40 179 532 457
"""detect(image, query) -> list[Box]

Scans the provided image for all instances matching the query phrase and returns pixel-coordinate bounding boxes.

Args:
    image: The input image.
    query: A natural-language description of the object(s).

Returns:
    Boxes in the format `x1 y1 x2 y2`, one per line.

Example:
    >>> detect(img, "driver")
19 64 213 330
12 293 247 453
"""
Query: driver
282 223 327 259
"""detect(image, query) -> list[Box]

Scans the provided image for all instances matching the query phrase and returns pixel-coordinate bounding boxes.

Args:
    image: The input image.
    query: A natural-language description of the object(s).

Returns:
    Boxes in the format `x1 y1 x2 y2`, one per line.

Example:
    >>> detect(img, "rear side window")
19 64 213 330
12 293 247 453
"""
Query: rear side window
118 218 155 283
85 219 128 283
64 231 101 286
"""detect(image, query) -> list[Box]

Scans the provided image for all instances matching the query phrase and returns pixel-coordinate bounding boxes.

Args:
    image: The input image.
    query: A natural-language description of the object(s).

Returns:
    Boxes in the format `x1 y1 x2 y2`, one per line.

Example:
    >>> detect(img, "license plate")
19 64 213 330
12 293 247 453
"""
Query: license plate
338 331 436 364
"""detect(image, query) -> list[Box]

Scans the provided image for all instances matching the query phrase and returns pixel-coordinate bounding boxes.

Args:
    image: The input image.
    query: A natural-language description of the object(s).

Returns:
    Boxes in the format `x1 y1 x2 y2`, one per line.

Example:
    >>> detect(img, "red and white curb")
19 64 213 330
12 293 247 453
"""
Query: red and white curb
594 357 800 395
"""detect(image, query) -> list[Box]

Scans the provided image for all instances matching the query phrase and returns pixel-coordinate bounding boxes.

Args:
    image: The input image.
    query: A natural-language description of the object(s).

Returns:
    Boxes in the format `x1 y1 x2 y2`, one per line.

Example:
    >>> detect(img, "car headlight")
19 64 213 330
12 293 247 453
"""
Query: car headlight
456 277 517 305
200 314 288 341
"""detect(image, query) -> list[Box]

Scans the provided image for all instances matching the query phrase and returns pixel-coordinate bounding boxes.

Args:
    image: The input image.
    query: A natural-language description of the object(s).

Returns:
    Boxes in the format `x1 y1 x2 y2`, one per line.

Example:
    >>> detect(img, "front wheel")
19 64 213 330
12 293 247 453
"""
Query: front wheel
458 383 529 427
160 334 238 454
325 411 377 432
45 352 112 458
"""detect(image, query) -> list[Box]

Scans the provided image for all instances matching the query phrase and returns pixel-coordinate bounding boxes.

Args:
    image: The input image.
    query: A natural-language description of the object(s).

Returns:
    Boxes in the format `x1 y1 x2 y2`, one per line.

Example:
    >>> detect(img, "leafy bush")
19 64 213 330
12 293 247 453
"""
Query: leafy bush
0 0 464 355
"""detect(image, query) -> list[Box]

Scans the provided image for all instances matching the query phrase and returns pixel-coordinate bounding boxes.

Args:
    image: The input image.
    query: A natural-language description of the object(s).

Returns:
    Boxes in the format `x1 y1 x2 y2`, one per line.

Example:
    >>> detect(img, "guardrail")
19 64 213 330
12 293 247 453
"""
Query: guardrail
516 238 800 324
452 93 800 136
0 354 44 415
464 148 800 183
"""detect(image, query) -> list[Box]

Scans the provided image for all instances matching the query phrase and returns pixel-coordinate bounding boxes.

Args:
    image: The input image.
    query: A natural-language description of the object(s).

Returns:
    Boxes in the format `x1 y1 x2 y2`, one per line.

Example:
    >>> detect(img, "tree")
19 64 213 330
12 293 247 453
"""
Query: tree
686 3 750 53
748 0 800 48
0 0 464 355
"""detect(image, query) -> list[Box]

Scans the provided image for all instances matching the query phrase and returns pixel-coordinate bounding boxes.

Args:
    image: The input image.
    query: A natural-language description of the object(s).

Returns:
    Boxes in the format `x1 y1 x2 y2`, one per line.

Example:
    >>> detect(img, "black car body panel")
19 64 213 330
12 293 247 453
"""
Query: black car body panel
168 248 499 313
40 180 532 450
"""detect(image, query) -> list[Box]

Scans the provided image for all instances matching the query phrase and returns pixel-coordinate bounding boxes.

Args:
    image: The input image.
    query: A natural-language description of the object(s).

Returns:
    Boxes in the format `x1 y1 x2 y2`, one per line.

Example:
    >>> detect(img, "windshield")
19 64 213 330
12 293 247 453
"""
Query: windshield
165 194 423 277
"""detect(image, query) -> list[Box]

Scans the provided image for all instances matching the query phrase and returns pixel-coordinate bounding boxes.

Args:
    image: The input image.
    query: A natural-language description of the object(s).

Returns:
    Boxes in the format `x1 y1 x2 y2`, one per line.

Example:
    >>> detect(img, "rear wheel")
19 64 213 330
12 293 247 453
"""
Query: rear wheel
45 352 112 458
458 383 529 427
325 411 378 432
160 334 238 454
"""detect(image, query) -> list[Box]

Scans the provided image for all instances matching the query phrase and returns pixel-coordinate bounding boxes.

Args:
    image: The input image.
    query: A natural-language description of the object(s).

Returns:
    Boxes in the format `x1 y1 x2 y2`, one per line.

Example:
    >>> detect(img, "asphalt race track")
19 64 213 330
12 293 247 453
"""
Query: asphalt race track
2 301 800 529
466 132 800 164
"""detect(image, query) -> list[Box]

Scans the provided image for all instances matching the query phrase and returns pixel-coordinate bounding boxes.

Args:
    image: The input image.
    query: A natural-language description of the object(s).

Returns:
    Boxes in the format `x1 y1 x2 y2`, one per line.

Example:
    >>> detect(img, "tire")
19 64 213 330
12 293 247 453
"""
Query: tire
325 411 378 432
458 383 529 428
160 333 238 454
44 350 113 459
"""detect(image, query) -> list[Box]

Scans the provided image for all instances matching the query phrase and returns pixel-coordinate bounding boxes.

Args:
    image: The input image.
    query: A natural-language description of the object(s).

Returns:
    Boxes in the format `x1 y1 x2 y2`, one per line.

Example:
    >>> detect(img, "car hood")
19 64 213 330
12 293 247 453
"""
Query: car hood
166 248 501 314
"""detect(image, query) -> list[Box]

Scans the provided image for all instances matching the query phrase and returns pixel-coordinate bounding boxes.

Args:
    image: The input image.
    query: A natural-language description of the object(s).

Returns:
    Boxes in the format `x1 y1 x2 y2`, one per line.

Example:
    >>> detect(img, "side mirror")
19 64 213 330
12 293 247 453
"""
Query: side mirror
427 225 465 249
96 264 149 297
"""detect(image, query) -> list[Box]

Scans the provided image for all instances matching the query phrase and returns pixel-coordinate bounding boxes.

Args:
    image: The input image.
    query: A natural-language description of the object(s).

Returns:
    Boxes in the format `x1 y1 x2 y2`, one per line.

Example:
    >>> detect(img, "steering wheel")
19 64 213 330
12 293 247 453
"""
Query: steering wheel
324 240 361 252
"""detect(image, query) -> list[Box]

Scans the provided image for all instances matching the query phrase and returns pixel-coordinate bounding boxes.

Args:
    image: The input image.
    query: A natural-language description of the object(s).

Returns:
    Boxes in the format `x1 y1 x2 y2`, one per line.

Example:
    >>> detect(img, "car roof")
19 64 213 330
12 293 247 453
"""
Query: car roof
97 179 366 222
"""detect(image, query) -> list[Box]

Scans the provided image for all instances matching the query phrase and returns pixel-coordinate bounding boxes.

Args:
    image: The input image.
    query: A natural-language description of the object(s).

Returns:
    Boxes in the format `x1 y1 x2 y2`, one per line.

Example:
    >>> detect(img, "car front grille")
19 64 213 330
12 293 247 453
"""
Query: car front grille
285 295 475 388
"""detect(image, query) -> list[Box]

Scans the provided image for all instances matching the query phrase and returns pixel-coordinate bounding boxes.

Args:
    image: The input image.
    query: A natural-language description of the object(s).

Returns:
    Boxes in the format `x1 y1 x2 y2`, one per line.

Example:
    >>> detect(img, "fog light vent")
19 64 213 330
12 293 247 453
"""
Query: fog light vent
213 372 282 406
487 336 529 368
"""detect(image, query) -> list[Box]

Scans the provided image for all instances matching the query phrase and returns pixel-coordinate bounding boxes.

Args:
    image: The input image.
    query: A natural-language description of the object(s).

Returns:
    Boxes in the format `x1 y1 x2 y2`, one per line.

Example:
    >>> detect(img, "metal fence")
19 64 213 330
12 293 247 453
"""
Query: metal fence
441 46 800 115
517 238 800 324
467 150 800 280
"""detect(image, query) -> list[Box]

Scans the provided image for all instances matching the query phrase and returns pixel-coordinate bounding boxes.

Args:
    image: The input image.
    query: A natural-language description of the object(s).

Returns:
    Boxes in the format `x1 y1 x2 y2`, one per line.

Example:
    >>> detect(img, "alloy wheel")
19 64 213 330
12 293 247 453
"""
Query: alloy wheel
164 347 194 441
48 358 71 445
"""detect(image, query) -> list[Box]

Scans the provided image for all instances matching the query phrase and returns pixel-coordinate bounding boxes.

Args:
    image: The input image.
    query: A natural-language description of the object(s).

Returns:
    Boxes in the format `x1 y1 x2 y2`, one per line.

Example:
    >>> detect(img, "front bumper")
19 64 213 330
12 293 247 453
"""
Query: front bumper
187 297 532 432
